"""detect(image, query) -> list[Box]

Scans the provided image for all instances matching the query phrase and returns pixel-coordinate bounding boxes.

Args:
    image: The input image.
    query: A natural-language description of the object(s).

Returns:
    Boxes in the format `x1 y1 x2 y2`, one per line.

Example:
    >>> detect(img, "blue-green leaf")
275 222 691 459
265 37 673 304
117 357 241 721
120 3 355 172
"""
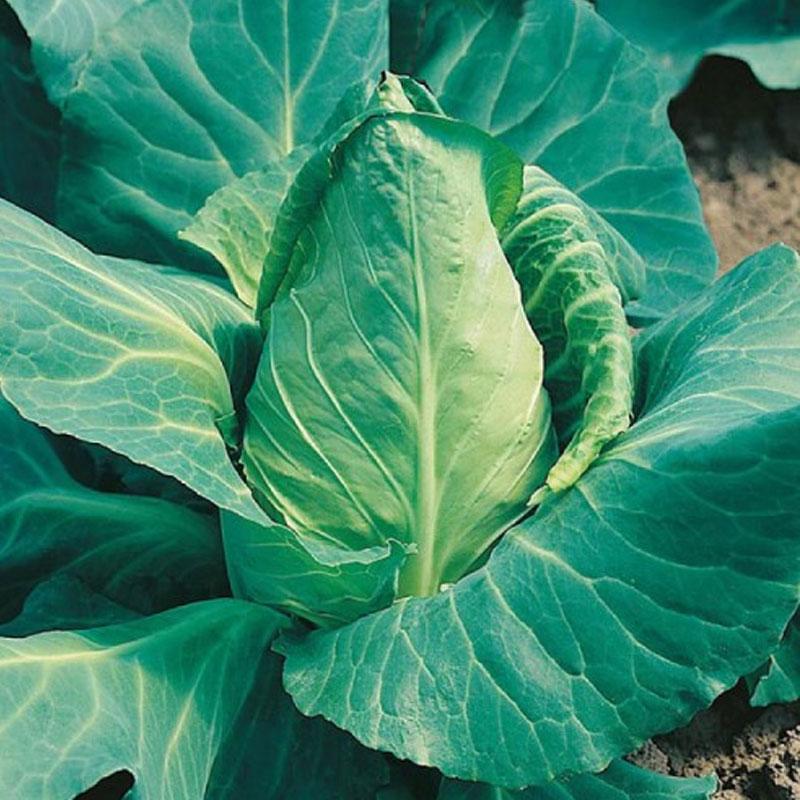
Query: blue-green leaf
395 0 716 322
98 257 263 408
503 166 634 492
0 575 139 636
0 600 285 798
0 563 390 800
181 74 442 308
506 167 646 305
596 0 800 92
716 39 800 89
439 759 716 799
749 613 800 706
0 2 60 220
17 0 388 269
280 245 800 788
0 201 263 521
389 0 426 73
6 0 144 102
61 438 214 511
180 148 308 307
0 394 229 620
207 647 390 799
254 72 446 320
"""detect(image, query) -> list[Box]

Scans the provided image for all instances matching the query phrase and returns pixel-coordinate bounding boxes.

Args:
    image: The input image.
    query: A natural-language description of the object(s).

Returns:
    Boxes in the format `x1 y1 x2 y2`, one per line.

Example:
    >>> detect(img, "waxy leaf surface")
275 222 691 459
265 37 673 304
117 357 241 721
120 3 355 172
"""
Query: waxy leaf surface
181 73 440 307
0 201 263 521
0 600 286 799
0 574 140 636
180 149 308 307
0 394 229 621
750 613 800 706
0 2 60 220
7 0 144 101
596 0 800 91
438 759 715 799
503 166 633 492
206 648 390 800
14 0 388 269
0 571 390 799
223 511 410 627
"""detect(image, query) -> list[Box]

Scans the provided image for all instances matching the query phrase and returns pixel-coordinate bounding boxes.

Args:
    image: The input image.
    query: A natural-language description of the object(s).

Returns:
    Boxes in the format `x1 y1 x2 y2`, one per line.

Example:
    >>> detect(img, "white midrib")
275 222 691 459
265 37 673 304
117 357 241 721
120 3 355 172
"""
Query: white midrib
401 167 440 598
281 0 294 153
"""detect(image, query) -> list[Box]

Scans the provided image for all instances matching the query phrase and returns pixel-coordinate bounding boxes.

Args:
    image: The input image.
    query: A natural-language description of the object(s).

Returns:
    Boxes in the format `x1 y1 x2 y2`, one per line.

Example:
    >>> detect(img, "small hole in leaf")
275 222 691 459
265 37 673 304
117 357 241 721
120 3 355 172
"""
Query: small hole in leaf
74 770 135 800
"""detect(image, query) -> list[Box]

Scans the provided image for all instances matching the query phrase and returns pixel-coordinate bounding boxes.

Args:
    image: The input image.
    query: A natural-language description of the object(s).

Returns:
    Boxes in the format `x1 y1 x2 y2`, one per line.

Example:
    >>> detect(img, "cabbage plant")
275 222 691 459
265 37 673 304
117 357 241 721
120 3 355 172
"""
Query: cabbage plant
0 1 799 799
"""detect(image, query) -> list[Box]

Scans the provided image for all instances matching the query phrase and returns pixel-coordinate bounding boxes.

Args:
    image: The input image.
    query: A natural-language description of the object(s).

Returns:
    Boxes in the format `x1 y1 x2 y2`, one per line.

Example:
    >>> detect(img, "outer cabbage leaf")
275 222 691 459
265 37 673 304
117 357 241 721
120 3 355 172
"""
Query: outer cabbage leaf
716 39 800 89
506 167 645 305
749 613 800 706
6 0 144 102
439 759 715 799
503 166 634 492
206 649 390 800
244 111 556 598
389 0 427 73
18 0 388 269
98 257 263 407
596 0 800 92
392 0 716 323
59 438 213 512
280 244 800 787
0 2 60 220
0 200 264 522
0 575 139 636
0 569 391 799
0 394 229 620
0 600 285 798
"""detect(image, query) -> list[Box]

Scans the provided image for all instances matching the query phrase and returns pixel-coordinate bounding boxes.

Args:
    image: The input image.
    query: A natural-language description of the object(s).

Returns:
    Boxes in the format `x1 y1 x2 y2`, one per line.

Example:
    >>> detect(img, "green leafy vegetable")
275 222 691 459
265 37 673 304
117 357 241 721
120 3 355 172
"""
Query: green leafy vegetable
0 2 798 796
180 148 308 307
206 648 390 800
503 166 634 492
596 0 800 92
749 613 800 707
0 2 59 220
0 575 139 637
10 0 389 270
0 394 229 620
0 200 264 522
180 75 445 308
222 511 411 626
7 0 143 102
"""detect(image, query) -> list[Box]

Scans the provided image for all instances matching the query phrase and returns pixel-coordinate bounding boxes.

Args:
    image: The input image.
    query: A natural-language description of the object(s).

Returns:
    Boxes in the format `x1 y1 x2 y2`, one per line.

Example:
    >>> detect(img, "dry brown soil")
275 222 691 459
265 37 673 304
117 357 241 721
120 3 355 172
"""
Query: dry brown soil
670 57 800 272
